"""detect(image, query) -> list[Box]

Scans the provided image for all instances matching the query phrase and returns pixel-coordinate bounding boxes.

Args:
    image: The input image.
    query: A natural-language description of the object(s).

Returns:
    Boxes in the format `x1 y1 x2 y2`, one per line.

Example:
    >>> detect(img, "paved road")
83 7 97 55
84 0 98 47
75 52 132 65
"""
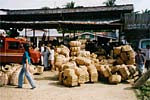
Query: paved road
0 71 137 100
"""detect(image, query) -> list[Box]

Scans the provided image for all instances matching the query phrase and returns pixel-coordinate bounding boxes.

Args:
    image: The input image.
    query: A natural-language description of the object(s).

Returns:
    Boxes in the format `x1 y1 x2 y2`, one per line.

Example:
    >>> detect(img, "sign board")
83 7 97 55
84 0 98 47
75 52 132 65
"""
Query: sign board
124 13 150 30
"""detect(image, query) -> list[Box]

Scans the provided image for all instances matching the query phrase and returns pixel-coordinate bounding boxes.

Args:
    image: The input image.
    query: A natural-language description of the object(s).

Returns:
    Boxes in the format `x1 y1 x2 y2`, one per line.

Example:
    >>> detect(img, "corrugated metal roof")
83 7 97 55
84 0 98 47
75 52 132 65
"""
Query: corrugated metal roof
5 4 133 15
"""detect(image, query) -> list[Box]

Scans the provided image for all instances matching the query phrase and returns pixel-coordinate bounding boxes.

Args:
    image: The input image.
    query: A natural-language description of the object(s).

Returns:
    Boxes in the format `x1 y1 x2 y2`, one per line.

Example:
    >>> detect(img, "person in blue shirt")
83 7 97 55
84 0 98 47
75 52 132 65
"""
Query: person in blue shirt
17 44 36 89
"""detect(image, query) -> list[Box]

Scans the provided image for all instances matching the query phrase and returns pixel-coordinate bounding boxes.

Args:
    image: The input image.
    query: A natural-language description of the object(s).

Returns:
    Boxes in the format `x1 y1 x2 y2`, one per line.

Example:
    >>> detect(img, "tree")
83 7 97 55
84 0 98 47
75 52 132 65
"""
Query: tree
65 1 75 8
142 9 150 14
103 0 116 6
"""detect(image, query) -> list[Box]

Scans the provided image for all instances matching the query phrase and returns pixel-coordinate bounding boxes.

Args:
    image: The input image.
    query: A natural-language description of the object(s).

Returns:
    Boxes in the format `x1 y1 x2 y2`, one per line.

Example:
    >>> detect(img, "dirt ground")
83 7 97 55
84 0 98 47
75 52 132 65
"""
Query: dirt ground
0 71 137 100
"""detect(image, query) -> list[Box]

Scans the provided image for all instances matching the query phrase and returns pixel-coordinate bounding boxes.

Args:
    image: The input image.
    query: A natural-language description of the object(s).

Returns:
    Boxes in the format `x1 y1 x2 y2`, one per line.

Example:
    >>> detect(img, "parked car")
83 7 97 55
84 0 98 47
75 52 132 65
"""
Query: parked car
0 36 41 64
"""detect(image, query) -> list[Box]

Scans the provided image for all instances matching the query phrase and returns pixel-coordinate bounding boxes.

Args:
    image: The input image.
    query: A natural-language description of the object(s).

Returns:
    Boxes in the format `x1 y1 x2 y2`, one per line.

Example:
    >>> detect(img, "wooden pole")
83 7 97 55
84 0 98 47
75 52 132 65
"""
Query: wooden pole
133 69 150 88
33 29 35 44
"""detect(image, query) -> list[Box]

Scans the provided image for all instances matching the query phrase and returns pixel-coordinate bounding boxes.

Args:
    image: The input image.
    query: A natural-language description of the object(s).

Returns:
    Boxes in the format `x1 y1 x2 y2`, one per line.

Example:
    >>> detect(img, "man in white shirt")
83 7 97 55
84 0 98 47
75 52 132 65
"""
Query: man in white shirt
48 46 55 71
40 44 45 65
145 45 150 70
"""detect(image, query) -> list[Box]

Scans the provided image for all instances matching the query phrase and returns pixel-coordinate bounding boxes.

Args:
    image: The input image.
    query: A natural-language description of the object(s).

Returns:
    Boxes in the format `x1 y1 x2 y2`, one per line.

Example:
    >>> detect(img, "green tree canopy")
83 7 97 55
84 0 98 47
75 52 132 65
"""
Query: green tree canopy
103 0 116 6
65 1 75 8
142 9 150 14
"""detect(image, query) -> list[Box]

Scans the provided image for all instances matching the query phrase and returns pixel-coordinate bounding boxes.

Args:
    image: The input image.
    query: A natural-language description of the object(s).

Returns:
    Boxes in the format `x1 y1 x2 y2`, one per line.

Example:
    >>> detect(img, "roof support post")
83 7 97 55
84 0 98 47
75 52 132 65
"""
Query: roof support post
62 31 65 43
119 26 123 43
73 30 76 40
33 29 35 44
48 29 50 41
25 28 27 37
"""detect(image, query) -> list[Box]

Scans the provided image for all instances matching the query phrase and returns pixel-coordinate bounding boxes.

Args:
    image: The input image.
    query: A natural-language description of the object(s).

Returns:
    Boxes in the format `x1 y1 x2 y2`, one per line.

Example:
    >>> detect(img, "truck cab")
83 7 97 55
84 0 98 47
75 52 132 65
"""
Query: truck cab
0 36 41 64
138 38 150 53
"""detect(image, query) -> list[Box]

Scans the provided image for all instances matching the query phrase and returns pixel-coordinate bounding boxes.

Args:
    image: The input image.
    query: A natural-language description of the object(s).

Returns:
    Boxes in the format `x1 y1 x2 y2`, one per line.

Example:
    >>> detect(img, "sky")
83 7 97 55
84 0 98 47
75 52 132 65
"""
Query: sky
0 0 149 12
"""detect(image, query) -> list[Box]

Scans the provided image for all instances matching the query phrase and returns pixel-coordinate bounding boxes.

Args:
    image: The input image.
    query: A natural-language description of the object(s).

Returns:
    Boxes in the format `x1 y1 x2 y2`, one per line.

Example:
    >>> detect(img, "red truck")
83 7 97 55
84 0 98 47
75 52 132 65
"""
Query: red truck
0 36 41 64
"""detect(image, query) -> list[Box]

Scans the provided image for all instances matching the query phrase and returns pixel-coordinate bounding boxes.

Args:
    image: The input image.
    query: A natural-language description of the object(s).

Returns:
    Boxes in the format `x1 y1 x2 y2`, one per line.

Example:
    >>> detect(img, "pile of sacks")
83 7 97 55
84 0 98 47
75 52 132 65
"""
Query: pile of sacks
96 64 137 84
58 58 98 87
55 40 99 87
113 45 135 65
0 64 44 87
70 41 81 56
54 41 138 86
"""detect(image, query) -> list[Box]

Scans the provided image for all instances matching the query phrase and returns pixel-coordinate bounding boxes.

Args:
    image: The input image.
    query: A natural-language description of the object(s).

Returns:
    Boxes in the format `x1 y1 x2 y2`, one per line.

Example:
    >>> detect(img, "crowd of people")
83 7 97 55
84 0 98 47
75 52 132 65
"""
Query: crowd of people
40 43 55 71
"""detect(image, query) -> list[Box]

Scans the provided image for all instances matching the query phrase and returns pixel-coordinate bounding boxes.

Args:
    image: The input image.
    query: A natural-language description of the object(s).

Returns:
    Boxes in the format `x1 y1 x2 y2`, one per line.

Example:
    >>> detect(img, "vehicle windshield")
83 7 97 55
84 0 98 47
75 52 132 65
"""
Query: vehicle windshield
141 40 150 49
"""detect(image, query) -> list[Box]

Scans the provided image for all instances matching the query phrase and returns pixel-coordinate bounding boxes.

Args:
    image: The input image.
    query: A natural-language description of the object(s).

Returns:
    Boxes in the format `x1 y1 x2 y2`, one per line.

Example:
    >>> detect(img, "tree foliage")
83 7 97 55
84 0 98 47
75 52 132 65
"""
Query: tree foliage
103 0 116 6
142 9 150 14
65 1 75 8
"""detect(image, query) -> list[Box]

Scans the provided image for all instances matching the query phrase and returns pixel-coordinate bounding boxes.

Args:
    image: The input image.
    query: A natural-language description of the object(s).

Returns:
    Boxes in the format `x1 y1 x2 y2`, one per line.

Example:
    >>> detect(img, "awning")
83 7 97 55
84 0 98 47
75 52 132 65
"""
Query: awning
0 19 121 25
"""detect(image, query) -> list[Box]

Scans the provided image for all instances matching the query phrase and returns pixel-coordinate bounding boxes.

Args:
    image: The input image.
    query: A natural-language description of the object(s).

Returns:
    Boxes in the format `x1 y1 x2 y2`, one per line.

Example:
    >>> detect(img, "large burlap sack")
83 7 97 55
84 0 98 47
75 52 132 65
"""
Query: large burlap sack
126 51 135 64
119 65 130 80
58 71 64 84
70 51 79 56
4 64 12 70
113 47 122 55
90 53 97 59
70 47 81 52
69 41 81 47
74 67 86 84
120 52 129 61
0 72 9 86
60 48 70 57
99 65 112 78
75 57 91 66
79 66 89 82
127 50 135 59
59 45 70 52
35 66 44 74
80 44 86 50
99 59 110 65
5 70 14 84
121 45 133 52
91 59 99 65
78 51 90 57
55 47 62 53
10 64 21 73
125 59 135 65
110 65 121 74
95 63 101 71
126 65 137 75
55 55 67 70
108 74 122 84
87 65 98 82
63 69 78 87
62 61 77 71
9 68 21 85
55 54 66 63
29 64 37 74
107 59 116 64
116 57 124 65
10 71 19 85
